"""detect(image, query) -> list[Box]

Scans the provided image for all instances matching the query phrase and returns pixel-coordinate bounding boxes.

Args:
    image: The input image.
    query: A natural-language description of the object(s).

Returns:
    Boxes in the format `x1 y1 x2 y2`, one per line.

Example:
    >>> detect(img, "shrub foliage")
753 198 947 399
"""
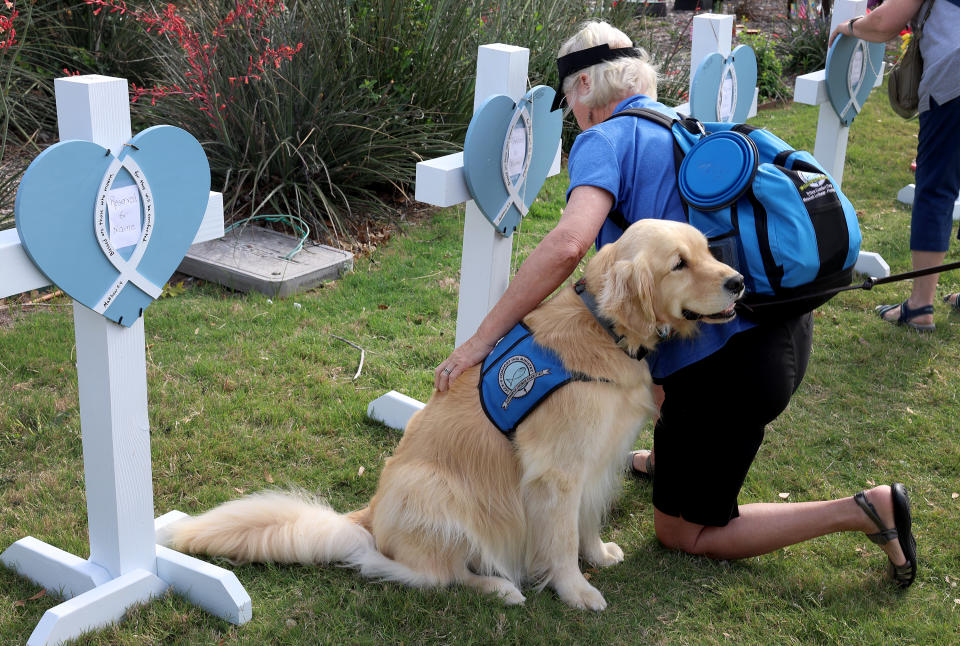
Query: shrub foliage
1 0 687 240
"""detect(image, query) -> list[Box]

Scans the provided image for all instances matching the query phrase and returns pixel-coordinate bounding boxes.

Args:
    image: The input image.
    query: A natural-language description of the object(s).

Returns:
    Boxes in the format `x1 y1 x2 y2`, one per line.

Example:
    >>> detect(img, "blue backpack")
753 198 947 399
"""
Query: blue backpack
606 108 862 321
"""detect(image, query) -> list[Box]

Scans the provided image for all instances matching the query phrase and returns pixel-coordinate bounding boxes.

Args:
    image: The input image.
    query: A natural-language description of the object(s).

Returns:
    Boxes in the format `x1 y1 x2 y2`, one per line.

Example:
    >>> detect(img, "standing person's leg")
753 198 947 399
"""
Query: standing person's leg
880 96 960 327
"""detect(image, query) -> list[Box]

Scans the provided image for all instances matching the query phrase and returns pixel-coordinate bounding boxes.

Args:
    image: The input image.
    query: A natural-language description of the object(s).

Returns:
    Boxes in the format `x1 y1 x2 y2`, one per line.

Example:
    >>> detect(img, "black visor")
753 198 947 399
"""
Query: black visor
551 44 645 112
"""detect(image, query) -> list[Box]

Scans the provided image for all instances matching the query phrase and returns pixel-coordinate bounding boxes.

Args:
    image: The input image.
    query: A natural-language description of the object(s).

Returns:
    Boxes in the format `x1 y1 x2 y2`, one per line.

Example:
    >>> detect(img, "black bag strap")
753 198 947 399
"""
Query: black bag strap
603 108 704 170
773 150 795 167
600 107 701 232
914 0 935 37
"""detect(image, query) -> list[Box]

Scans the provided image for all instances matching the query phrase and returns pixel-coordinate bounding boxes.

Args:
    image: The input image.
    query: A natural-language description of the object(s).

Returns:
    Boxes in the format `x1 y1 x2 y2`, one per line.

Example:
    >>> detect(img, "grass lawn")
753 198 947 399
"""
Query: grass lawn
2 85 959 645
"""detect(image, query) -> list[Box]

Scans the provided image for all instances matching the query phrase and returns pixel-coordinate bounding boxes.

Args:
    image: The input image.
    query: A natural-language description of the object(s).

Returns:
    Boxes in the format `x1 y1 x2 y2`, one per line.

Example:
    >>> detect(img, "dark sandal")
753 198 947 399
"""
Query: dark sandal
853 484 917 588
628 450 654 480
943 293 960 313
875 300 935 332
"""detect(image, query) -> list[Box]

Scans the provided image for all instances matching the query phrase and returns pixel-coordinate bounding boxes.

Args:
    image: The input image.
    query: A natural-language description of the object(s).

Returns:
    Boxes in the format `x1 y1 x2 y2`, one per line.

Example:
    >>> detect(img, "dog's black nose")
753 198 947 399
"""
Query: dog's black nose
725 275 745 294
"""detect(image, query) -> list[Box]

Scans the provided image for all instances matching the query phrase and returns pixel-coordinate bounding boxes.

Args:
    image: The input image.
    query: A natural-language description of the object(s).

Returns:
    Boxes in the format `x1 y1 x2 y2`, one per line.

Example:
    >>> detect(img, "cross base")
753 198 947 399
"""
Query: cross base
367 390 425 431
897 184 960 222
1 511 251 646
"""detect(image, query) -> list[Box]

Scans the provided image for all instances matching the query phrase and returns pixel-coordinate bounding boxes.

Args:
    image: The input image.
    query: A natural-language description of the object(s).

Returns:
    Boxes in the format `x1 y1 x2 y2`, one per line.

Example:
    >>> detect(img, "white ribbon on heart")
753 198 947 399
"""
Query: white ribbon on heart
840 40 875 123
493 101 534 228
91 152 163 315
716 62 738 123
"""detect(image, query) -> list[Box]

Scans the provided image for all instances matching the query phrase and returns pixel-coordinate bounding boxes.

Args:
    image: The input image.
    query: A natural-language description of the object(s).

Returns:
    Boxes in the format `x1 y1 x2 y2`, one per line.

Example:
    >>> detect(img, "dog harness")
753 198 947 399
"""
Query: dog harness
479 322 607 438
479 283 656 439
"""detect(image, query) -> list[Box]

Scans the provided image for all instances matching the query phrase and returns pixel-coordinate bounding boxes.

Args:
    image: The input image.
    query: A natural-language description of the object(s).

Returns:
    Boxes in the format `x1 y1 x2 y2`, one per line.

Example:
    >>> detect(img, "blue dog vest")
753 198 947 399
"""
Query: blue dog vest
479 323 598 438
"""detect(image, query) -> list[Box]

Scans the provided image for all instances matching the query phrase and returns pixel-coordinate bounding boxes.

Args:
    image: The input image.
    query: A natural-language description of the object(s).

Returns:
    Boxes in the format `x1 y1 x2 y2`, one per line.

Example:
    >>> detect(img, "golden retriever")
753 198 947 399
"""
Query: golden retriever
161 219 744 610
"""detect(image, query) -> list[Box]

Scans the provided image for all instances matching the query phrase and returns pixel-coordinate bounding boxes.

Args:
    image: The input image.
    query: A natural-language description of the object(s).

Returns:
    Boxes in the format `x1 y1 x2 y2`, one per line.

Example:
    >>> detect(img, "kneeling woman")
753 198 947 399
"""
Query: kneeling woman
434 20 916 588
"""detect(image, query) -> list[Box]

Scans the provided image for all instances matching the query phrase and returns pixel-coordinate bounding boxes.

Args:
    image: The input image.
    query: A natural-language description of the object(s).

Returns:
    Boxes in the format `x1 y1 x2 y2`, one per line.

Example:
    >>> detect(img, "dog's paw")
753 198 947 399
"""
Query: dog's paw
583 540 624 567
498 586 526 606
555 577 607 611
597 541 624 567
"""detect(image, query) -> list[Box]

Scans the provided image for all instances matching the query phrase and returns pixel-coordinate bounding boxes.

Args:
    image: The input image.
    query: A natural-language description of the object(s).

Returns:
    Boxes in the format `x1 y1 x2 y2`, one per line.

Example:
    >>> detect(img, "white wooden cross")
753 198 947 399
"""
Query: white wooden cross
367 44 561 431
793 0 889 277
0 75 251 646
674 13 758 120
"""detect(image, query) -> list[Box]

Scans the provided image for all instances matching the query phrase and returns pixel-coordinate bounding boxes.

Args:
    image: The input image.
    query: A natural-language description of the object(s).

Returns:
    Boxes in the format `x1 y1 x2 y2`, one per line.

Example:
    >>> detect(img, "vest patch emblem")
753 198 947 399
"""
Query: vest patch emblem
497 355 551 408
480 322 580 435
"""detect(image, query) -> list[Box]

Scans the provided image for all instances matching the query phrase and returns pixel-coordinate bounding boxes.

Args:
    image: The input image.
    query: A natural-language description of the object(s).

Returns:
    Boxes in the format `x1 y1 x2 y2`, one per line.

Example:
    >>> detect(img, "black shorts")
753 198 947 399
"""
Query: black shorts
651 313 813 527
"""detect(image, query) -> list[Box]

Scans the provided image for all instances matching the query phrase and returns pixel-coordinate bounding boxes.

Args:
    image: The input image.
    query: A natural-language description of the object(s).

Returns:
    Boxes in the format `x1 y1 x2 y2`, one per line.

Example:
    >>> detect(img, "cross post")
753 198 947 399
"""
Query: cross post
793 0 889 277
675 13 758 120
1 75 250 646
367 44 561 431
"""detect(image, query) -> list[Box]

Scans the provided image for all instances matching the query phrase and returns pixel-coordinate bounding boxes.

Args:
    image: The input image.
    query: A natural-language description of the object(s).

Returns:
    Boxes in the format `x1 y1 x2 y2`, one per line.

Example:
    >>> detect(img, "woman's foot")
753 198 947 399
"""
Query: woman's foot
629 450 654 479
944 293 960 312
853 485 917 587
876 299 935 332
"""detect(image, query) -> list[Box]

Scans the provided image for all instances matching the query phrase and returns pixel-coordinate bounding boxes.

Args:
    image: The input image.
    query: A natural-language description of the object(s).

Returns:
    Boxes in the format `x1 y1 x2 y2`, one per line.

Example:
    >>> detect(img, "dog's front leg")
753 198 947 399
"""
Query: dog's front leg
523 471 607 611
578 472 625 568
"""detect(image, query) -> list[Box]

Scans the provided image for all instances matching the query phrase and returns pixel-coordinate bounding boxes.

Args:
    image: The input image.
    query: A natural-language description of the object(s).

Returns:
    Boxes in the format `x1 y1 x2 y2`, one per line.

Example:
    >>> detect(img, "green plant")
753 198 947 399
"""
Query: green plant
0 0 157 227
1 0 722 243
637 14 693 108
779 15 830 76
85 0 634 245
738 30 790 103
1 1 157 146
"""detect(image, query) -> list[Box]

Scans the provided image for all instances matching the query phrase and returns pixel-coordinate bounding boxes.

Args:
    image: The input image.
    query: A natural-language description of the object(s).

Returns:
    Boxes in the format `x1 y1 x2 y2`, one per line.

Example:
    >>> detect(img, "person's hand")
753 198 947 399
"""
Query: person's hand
828 24 843 48
434 334 496 392
829 16 860 48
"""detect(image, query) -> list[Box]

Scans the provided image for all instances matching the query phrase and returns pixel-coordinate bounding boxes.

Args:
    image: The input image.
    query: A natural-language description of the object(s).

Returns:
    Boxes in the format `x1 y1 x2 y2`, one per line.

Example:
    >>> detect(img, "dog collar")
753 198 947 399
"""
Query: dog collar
551 45 645 112
574 279 649 361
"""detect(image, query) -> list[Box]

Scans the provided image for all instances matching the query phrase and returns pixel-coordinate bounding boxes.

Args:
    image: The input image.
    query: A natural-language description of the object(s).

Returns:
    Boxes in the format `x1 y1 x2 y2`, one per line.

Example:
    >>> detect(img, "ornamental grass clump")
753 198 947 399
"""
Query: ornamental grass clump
96 0 635 244
1 0 23 229
1 0 680 243
779 14 830 76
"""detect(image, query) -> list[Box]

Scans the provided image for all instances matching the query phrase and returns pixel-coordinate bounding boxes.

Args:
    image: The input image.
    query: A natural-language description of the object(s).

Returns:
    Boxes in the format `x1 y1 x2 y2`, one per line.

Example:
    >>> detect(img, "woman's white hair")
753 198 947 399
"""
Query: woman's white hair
558 21 658 107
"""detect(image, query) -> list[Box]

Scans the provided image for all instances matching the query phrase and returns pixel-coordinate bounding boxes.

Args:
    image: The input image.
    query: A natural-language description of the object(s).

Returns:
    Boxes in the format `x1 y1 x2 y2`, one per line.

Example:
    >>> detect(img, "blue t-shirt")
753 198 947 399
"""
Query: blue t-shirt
566 95 755 380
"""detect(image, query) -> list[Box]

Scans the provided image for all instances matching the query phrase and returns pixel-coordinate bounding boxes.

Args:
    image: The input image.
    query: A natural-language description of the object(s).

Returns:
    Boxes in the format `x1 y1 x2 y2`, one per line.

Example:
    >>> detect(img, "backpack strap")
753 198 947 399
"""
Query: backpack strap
606 208 632 232
773 150 795 168
600 107 701 232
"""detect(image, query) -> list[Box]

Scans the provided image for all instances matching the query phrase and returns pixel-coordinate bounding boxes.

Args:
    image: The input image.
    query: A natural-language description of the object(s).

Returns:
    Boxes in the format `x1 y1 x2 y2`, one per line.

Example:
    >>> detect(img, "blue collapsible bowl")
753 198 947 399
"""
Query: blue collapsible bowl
677 130 758 211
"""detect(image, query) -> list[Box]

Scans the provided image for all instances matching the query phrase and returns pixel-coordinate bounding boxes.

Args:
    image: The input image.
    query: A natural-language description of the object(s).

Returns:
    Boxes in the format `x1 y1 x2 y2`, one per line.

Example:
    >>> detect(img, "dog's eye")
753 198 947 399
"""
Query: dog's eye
672 257 687 271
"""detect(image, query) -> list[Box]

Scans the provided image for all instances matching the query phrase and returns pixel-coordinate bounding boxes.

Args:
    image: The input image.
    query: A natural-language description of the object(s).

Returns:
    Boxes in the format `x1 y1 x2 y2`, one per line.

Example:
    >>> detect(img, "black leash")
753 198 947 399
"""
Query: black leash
740 260 960 313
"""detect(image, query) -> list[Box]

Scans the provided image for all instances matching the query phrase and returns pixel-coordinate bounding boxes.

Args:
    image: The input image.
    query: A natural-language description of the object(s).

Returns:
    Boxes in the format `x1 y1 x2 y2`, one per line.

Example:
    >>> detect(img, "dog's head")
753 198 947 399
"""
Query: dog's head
584 219 744 351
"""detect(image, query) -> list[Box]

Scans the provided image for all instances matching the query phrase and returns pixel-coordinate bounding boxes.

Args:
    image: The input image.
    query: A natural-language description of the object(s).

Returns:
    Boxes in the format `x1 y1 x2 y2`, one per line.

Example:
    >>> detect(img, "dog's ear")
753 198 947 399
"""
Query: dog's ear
598 258 658 343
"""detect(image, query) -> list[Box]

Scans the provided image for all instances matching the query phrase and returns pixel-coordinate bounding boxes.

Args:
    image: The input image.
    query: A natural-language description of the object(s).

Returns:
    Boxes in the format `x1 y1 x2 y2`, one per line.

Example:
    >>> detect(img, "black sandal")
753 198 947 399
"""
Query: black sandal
943 293 960 313
875 300 935 332
628 450 654 480
853 484 917 588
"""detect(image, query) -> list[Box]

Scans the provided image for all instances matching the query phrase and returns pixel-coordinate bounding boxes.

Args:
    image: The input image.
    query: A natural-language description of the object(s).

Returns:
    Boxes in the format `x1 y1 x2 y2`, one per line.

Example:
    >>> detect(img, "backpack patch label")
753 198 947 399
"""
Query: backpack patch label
796 171 834 203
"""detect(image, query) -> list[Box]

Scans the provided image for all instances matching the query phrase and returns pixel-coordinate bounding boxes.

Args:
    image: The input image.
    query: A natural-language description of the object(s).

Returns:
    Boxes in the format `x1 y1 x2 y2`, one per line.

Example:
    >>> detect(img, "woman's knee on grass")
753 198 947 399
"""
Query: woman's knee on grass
653 508 711 556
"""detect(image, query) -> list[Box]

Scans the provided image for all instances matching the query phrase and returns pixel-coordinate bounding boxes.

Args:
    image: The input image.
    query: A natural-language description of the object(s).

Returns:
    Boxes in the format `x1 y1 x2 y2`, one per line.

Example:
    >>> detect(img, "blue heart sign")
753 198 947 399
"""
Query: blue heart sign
825 34 885 126
462 85 562 237
15 125 210 327
689 45 758 123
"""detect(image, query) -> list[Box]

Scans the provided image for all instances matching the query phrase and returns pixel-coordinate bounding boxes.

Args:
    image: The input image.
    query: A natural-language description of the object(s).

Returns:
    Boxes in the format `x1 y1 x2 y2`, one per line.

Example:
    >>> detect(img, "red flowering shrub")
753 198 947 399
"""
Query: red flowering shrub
0 1 18 51
83 1 302 127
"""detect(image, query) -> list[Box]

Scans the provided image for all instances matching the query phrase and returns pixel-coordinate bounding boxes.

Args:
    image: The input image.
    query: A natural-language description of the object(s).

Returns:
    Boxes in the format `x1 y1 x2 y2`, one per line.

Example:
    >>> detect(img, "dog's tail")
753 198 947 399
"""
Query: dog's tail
159 491 431 587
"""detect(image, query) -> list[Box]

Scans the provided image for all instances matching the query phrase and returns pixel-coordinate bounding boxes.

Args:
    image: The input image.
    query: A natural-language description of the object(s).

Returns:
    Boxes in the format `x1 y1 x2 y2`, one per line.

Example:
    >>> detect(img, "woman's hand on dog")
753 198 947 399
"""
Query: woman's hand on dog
435 334 496 392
